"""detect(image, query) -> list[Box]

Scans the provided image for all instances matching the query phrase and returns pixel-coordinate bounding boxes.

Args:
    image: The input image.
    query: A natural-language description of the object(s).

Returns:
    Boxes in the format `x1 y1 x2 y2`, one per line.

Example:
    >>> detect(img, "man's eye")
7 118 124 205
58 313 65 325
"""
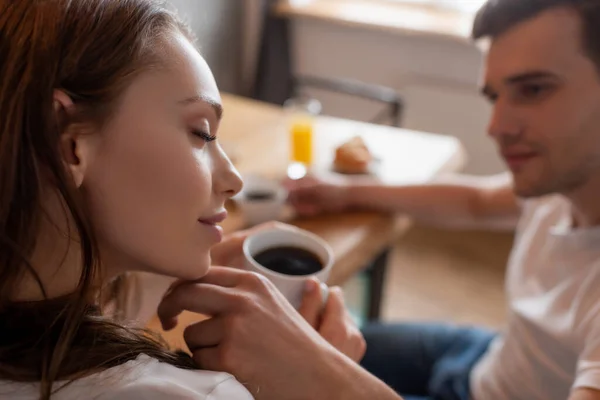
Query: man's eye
519 84 551 99
486 93 499 104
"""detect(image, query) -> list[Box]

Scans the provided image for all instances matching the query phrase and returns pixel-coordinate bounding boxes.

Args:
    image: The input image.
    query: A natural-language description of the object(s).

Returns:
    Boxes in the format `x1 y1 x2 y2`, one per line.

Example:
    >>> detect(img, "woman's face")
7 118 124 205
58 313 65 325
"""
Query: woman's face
81 32 242 280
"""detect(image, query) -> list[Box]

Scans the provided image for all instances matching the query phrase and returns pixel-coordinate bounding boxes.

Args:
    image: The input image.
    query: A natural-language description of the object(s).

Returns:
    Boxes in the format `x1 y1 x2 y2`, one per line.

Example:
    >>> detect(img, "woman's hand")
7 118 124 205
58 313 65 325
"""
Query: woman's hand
209 222 291 268
299 279 366 363
158 267 345 399
157 267 398 400
210 222 366 361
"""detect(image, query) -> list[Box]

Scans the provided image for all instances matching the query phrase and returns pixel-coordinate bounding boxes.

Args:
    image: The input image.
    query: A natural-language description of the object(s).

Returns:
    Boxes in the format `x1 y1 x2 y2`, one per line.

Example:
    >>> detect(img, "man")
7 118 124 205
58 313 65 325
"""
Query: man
287 0 600 399
158 0 600 399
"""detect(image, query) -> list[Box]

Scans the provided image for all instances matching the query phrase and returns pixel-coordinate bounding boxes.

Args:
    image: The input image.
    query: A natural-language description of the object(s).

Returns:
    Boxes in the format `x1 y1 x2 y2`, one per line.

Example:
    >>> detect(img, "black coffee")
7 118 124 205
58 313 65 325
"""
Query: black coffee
245 190 276 201
253 246 323 276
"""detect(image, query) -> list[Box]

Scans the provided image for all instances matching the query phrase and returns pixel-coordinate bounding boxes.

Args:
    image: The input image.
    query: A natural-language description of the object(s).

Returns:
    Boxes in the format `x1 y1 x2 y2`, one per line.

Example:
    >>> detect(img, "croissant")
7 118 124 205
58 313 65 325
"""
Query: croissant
333 136 373 174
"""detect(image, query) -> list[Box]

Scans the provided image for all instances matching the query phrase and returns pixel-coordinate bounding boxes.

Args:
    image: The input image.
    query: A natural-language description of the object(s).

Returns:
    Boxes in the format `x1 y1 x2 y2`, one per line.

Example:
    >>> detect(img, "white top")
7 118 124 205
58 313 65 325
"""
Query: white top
471 196 600 399
0 355 254 399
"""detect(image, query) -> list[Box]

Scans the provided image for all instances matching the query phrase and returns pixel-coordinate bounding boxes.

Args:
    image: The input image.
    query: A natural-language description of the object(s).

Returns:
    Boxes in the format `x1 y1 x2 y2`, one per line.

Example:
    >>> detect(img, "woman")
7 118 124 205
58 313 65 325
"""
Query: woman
0 0 368 399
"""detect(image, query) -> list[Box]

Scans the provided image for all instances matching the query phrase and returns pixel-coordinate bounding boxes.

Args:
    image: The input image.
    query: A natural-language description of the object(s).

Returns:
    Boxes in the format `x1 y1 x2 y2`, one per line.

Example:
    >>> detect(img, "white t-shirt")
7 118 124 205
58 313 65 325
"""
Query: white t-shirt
0 354 253 399
471 195 600 399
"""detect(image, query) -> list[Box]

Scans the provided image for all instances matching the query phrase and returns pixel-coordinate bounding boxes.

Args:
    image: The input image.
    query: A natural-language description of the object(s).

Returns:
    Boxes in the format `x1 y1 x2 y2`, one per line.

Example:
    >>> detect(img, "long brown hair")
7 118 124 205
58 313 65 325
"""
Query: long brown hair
0 0 200 397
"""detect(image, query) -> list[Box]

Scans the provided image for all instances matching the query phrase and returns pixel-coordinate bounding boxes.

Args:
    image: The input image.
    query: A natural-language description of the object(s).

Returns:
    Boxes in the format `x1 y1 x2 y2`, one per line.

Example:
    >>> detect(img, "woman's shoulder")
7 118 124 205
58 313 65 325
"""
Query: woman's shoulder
0 355 253 400
102 355 254 399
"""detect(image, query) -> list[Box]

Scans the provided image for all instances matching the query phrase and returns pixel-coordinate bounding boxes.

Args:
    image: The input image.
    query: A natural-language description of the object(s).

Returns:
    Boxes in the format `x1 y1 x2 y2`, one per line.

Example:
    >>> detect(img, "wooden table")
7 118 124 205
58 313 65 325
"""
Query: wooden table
148 94 464 345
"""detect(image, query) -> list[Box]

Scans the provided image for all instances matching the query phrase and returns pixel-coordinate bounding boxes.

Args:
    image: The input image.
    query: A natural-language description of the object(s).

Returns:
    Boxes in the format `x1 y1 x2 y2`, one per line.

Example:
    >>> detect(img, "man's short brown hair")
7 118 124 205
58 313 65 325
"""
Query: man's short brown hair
472 0 600 70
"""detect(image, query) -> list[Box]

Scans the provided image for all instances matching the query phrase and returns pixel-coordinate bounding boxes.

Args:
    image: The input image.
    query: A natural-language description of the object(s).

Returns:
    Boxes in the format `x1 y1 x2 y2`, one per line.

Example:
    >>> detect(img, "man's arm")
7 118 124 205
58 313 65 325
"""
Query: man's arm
346 172 520 231
570 389 600 400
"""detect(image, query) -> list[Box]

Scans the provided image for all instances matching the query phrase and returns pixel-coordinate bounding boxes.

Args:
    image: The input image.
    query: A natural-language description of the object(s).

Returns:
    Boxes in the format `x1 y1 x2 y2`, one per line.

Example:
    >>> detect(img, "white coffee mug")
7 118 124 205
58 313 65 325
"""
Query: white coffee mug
243 226 333 309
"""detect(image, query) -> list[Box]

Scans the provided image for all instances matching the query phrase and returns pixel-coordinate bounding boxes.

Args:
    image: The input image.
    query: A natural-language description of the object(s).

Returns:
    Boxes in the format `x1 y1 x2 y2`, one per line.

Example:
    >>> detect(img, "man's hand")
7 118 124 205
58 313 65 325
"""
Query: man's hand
570 389 600 400
284 174 351 217
299 278 366 363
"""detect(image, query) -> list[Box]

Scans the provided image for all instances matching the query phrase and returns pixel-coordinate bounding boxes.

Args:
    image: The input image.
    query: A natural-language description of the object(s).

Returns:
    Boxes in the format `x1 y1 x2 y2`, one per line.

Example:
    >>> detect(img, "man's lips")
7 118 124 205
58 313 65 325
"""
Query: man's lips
198 211 228 225
501 151 538 168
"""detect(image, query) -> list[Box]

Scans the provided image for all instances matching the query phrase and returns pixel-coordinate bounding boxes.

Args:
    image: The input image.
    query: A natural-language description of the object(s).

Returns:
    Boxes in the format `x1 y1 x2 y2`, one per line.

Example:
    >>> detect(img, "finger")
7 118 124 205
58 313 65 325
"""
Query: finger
191 346 222 372
281 178 296 190
195 266 250 286
281 175 313 190
343 314 367 362
201 267 279 296
287 189 320 207
162 278 187 300
291 203 320 217
211 223 292 268
298 278 323 328
210 234 245 266
251 221 298 234
222 255 247 270
252 221 285 231
318 286 346 332
353 327 368 362
287 186 318 202
184 317 225 350
163 267 244 302
157 283 232 330
318 287 366 362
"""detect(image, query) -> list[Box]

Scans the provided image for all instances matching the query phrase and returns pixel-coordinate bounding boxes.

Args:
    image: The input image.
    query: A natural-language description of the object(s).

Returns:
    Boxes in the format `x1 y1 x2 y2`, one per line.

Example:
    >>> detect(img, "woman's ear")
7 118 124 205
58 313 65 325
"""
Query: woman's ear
54 90 97 188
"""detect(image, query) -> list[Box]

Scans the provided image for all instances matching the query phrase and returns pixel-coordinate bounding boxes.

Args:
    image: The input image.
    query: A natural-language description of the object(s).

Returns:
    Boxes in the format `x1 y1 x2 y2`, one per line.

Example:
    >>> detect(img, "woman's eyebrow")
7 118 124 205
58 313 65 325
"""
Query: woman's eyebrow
177 94 223 121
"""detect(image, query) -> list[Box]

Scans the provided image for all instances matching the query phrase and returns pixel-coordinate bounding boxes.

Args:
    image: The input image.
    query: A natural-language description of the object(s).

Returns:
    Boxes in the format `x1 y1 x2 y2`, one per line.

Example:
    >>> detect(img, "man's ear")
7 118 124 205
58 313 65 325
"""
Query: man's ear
54 90 97 188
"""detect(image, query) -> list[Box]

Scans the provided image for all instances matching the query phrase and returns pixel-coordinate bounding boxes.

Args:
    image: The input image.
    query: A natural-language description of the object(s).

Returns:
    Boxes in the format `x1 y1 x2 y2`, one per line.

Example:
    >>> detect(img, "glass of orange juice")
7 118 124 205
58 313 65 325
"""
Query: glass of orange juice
284 96 322 179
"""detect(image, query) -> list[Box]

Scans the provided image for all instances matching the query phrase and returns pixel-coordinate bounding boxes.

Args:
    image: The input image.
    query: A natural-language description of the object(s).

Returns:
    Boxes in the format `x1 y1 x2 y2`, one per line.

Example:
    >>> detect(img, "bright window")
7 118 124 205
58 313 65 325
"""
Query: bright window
386 0 486 14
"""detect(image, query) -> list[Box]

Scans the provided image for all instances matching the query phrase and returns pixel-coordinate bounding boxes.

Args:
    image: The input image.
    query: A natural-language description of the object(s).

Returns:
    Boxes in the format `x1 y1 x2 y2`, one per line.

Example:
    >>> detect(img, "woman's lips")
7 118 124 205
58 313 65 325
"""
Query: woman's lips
198 211 227 242
198 211 228 225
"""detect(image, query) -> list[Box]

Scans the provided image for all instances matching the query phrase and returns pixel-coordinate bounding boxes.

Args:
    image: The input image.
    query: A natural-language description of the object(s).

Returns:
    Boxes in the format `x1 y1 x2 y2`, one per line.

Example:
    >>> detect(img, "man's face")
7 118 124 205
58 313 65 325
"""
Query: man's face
483 7 600 198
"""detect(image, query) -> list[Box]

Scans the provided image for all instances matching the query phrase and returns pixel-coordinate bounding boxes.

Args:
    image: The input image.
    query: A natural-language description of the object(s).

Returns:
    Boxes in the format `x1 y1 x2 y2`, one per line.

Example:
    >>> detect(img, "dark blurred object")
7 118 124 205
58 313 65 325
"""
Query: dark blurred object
252 2 404 127
293 75 405 127
253 0 294 105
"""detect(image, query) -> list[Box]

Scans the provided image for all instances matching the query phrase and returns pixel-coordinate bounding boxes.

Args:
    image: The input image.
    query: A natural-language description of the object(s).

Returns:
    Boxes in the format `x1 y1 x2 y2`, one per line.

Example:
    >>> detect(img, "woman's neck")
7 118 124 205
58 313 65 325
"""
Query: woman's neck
12 211 83 302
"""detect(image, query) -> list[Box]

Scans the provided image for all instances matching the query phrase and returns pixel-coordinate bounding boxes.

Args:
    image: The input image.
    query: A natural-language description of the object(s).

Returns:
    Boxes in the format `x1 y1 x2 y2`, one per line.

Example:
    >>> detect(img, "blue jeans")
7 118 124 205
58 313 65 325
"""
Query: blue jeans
360 323 496 400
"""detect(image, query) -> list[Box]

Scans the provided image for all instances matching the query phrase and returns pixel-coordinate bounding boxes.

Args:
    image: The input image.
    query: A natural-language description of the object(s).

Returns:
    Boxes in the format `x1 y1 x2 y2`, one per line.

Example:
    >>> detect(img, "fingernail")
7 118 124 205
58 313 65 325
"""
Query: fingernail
304 279 317 293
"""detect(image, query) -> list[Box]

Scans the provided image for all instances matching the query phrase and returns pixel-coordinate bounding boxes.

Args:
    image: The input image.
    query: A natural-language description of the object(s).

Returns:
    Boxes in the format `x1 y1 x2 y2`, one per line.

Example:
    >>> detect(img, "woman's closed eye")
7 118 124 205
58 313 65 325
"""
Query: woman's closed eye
191 129 217 143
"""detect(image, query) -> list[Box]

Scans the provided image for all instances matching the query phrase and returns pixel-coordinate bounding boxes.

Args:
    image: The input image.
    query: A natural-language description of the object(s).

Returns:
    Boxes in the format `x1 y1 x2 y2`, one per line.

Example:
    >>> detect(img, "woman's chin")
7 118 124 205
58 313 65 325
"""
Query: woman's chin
123 253 212 281
172 257 211 281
